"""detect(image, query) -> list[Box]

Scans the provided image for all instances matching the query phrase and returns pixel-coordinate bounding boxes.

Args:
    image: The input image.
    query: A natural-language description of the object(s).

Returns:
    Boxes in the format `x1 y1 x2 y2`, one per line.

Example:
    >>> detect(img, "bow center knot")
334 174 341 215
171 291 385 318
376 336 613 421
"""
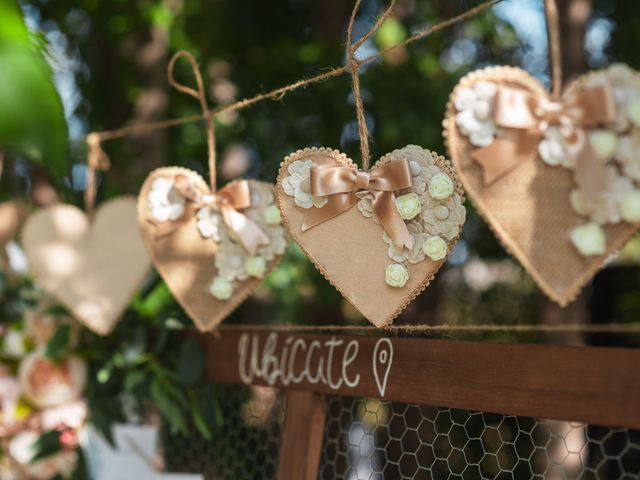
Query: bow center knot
355 170 370 190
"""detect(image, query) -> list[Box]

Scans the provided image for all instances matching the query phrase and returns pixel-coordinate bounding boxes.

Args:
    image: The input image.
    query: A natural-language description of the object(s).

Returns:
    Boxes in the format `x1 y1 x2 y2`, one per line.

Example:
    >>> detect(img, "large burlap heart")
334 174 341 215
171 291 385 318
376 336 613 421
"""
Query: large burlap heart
21 197 150 335
137 167 287 331
276 145 466 327
444 65 640 305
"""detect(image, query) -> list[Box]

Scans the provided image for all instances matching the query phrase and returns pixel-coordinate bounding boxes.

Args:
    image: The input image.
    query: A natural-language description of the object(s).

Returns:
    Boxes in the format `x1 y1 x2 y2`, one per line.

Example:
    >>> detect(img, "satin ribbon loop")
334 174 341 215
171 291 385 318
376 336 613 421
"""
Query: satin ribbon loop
302 158 414 251
471 82 617 197
153 176 269 256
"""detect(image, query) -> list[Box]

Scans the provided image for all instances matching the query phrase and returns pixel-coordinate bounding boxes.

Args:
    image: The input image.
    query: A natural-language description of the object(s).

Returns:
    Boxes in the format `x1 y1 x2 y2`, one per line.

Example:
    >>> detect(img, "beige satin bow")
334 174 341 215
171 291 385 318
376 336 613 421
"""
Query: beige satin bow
153 175 269 256
472 83 617 197
302 158 414 251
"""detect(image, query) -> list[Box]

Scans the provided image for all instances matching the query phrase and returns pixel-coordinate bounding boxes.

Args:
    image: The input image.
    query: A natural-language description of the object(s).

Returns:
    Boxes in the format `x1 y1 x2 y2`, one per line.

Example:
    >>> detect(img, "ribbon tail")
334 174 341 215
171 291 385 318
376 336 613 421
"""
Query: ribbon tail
301 194 357 231
373 191 413 251
572 132 611 198
471 132 538 185
222 208 269 256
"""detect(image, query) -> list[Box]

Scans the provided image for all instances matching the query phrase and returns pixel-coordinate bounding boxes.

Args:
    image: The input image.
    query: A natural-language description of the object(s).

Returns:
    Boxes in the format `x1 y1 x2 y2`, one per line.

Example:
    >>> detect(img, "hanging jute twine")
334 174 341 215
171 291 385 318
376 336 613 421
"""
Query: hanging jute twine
544 0 563 99
79 0 640 336
167 50 217 191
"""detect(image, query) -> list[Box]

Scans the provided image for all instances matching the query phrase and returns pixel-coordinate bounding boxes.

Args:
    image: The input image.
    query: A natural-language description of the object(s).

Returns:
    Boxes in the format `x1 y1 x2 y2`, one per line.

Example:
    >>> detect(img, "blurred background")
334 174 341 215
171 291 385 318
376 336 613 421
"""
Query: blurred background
1 0 640 478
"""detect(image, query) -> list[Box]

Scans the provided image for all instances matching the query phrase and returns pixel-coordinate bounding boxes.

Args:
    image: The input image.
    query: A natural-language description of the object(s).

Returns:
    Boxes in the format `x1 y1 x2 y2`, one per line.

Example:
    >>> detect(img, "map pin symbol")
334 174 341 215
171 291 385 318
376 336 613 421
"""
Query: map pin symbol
373 338 393 397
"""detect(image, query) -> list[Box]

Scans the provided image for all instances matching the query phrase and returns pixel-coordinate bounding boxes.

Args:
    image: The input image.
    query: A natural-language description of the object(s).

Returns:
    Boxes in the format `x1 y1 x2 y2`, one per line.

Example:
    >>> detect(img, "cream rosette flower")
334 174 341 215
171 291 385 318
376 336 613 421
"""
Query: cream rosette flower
281 159 329 209
209 277 233 300
245 183 288 262
148 177 185 222
570 222 607 257
620 190 640 223
570 170 633 224
245 256 267 278
263 204 282 225
616 133 640 182
428 172 455 200
454 80 498 147
538 127 574 168
18 351 87 409
385 263 409 288
423 235 448 261
395 193 421 220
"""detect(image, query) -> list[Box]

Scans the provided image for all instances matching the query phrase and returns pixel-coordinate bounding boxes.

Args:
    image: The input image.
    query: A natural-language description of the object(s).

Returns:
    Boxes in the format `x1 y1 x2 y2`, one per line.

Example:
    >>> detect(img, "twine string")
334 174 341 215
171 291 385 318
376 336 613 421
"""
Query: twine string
83 0 500 148
346 0 397 170
544 0 563 99
167 51 217 191
215 322 640 335
84 132 111 214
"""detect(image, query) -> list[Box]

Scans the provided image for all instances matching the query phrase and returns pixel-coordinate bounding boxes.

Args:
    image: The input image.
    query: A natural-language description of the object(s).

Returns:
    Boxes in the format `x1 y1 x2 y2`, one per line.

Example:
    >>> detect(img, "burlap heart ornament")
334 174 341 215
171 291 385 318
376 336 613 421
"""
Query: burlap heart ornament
22 197 150 335
444 65 640 305
276 145 466 327
137 167 287 331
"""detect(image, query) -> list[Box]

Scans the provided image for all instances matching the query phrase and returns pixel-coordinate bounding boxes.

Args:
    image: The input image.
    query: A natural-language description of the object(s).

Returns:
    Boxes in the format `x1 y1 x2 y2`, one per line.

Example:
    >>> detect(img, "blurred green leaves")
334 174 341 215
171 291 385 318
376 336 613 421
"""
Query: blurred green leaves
0 0 68 177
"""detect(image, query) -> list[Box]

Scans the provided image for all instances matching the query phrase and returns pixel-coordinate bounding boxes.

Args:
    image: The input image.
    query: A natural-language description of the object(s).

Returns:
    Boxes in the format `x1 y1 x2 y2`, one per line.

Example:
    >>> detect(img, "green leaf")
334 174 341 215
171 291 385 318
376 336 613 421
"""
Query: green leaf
29 431 62 463
150 379 187 435
0 3 68 177
176 336 204 386
192 405 212 440
44 324 71 363
124 370 146 392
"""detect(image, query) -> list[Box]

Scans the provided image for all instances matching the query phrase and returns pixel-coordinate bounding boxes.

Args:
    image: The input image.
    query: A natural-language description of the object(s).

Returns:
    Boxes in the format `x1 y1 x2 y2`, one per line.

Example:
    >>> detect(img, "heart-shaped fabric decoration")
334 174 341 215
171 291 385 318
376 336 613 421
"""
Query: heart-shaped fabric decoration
21 197 150 335
444 65 640 305
137 167 287 331
276 145 466 327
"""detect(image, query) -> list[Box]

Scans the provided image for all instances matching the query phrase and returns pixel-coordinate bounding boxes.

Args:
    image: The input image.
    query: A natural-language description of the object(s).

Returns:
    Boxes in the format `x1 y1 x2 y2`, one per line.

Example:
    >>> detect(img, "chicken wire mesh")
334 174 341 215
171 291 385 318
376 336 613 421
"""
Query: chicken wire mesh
163 386 640 480
319 396 640 480
163 384 285 480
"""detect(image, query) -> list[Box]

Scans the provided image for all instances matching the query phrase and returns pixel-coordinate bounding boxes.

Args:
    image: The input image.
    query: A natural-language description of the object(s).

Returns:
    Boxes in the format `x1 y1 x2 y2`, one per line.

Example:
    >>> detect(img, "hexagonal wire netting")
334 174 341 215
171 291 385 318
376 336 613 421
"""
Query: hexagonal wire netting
164 386 640 479
319 396 640 480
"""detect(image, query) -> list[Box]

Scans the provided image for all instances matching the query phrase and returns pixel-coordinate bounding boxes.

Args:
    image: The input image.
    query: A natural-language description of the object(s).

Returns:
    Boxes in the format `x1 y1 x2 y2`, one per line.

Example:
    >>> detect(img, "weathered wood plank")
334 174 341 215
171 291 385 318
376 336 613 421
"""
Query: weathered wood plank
204 329 640 429
276 390 326 480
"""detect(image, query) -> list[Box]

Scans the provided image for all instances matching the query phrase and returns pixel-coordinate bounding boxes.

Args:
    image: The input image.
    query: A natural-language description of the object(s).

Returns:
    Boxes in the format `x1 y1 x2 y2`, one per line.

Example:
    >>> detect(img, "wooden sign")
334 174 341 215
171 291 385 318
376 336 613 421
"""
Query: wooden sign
206 328 640 430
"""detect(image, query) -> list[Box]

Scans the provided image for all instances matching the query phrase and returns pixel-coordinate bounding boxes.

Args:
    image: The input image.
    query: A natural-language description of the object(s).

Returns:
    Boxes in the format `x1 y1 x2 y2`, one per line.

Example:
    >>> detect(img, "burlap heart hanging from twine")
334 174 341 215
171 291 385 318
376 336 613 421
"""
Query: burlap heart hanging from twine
137 52 287 332
443 0 640 306
276 1 466 327
22 137 150 335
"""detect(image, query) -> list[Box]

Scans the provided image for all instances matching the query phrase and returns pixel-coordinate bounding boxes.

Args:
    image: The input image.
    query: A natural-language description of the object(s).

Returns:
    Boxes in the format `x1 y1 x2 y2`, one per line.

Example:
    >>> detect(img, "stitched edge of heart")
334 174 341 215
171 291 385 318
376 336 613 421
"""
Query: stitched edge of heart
22 196 149 336
276 145 464 327
137 166 286 331
443 65 639 306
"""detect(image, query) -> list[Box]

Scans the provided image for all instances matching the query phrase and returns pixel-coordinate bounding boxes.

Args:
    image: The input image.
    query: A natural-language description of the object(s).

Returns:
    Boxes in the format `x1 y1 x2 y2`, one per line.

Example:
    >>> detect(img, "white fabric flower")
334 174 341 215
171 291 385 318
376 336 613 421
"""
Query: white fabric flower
282 160 328 209
455 81 498 147
423 236 448 261
245 256 267 278
395 193 421 220
570 223 606 257
601 64 640 132
209 277 233 300
420 192 466 241
196 206 222 241
263 204 282 225
621 190 640 223
383 221 428 265
18 352 87 409
569 170 632 224
148 177 185 222
385 263 409 288
428 173 455 200
538 127 572 167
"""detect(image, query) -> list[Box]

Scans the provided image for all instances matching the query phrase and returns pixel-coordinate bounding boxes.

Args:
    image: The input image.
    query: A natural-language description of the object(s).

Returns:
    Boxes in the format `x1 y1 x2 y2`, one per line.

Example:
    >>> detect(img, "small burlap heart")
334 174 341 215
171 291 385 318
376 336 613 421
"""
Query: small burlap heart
276 144 466 327
21 197 150 335
444 65 640 305
137 167 287 331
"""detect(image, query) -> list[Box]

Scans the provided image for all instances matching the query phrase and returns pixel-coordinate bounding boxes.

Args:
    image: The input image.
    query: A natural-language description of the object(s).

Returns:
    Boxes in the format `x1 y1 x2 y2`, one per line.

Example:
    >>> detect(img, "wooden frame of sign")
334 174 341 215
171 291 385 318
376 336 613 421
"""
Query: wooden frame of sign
203 328 640 480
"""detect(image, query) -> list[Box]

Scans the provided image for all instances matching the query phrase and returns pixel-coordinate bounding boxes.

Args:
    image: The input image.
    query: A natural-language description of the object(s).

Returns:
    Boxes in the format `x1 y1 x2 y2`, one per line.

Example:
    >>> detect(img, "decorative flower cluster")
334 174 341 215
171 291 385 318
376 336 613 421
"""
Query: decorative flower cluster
454 65 640 258
148 177 286 301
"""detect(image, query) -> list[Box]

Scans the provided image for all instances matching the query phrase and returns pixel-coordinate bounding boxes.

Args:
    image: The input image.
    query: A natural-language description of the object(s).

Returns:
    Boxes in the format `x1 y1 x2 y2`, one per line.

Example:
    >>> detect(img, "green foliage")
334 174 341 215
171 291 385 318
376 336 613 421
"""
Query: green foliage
29 431 62 464
44 324 71 363
0 0 68 177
